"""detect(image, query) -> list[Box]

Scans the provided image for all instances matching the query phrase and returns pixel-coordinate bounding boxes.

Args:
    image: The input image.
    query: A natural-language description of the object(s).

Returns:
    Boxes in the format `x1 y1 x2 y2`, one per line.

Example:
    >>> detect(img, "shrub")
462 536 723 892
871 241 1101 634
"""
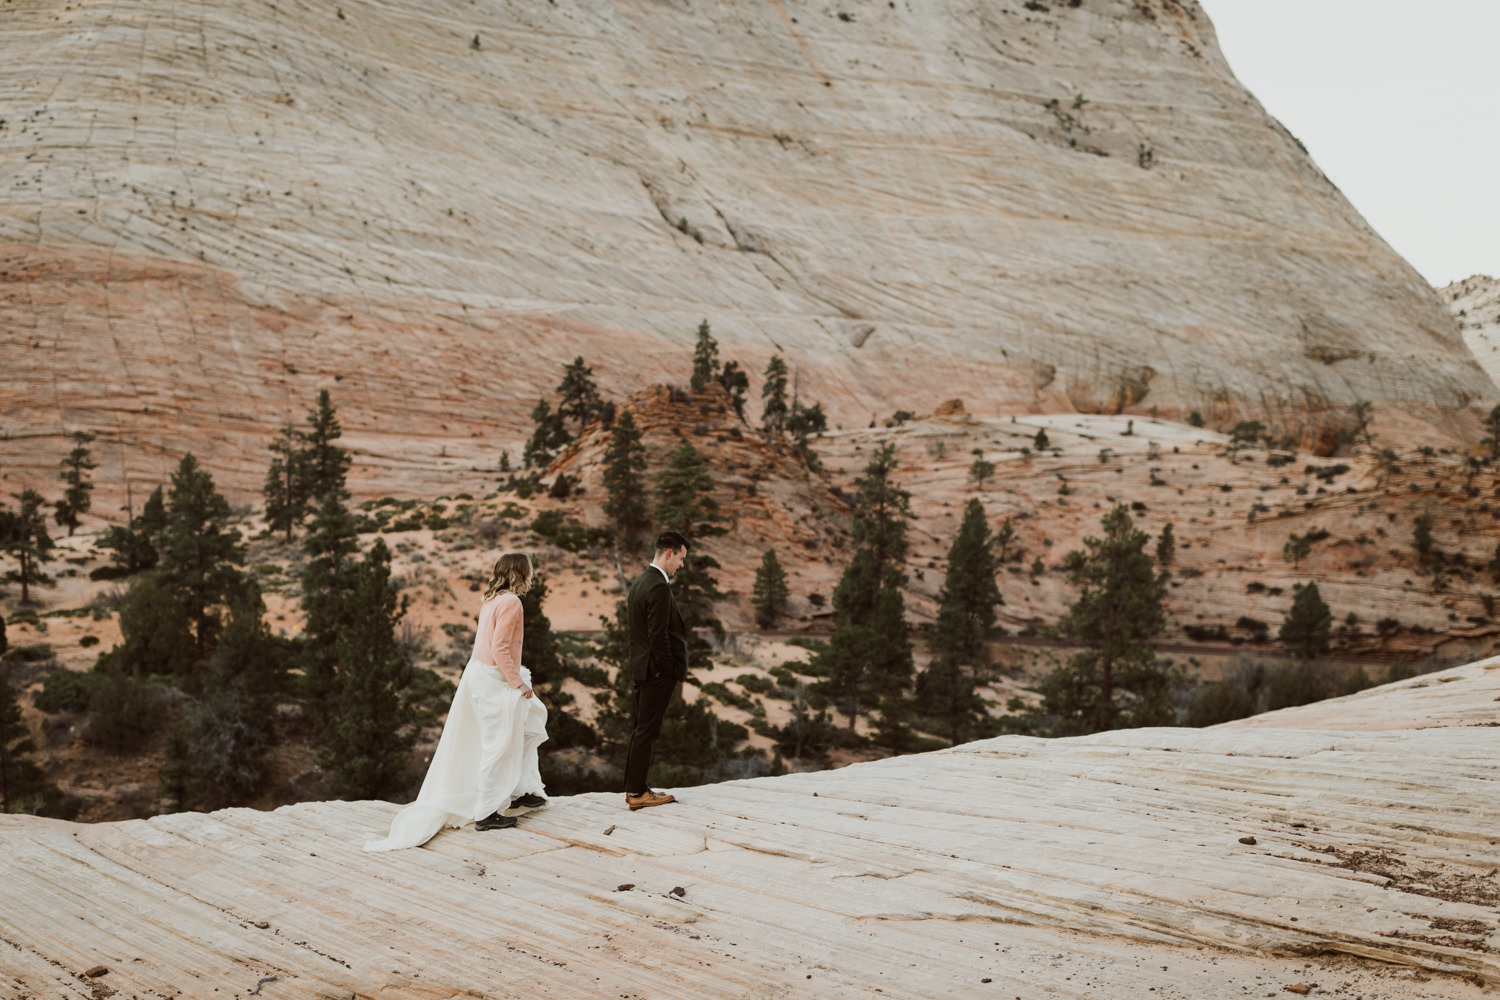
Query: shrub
34 669 97 714
87 673 166 752
1184 681 1255 727
1262 663 1326 711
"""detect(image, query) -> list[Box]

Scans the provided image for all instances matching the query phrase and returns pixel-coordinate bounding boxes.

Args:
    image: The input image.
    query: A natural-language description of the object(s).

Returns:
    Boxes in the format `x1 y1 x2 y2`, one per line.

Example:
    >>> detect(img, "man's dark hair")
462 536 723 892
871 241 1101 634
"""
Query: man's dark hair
654 530 690 554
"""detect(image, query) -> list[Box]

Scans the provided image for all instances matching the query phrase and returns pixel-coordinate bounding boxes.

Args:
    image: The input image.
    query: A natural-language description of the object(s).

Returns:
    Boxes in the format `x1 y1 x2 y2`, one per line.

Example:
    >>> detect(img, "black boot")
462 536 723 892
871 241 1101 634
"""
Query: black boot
476 811 517 831
510 793 546 810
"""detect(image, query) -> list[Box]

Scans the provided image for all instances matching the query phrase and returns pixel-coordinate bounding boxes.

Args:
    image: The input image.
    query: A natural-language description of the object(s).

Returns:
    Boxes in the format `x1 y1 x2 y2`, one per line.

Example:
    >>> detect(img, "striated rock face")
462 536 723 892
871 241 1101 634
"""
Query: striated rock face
1 0 1491 504
2 660 1497 997
1443 275 1500 391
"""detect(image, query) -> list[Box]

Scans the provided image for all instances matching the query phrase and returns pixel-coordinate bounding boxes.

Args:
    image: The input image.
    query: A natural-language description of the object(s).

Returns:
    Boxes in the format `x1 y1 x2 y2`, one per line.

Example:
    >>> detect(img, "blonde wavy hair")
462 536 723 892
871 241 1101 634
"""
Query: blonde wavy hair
483 552 534 601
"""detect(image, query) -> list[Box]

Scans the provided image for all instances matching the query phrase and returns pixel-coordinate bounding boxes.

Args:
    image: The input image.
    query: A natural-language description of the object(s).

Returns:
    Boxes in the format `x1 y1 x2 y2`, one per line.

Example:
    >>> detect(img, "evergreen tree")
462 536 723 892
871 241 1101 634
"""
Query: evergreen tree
751 548 790 628
602 409 650 545
300 493 362 713
919 499 1001 745
761 355 790 435
1156 523 1176 570
99 518 159 577
2 490 56 604
1032 428 1050 451
785 400 828 470
98 485 168 579
718 361 750 421
159 454 245 662
995 516 1016 564
968 457 995 490
1031 504 1173 735
1279 582 1332 663
520 570 562 682
690 319 721 391
0 672 49 813
209 578 290 705
653 442 728 648
53 431 97 536
263 421 310 541
1283 532 1311 569
95 574 197 680
1413 514 1435 569
139 485 168 551
818 441 914 733
320 538 416 799
556 356 604 434
301 390 352 503
522 398 571 470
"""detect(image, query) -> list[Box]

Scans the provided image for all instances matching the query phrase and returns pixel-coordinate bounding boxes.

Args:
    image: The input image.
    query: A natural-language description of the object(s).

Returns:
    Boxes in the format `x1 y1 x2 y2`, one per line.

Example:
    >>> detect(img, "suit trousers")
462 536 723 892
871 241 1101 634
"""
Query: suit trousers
623 673 676 795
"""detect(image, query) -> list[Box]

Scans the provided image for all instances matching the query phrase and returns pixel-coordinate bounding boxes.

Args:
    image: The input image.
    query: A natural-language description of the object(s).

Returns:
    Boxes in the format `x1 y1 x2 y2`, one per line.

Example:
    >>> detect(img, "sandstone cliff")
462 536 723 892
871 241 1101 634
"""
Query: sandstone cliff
1444 275 1500 390
2 0 1491 505
2 658 1496 997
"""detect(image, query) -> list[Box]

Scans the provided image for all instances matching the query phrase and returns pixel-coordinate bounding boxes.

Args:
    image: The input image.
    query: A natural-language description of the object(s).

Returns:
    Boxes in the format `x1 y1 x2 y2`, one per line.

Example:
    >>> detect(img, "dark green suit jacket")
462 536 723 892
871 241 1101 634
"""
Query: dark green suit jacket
627 566 688 684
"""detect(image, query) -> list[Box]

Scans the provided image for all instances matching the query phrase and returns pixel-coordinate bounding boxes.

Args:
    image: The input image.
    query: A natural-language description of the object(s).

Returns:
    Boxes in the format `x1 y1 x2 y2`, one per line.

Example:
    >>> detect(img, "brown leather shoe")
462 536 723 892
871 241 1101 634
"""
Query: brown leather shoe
625 789 676 811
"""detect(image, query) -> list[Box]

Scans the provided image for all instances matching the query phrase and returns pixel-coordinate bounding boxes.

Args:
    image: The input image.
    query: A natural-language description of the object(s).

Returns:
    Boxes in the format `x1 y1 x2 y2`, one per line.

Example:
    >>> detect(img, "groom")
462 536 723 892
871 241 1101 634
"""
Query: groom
622 531 690 810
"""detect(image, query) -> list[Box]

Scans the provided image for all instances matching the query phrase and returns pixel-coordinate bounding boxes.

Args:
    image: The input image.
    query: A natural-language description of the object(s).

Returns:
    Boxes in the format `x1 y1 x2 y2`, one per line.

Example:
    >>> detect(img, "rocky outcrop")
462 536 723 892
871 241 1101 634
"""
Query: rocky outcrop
2 660 1496 997
1 0 1491 506
1444 275 1500 391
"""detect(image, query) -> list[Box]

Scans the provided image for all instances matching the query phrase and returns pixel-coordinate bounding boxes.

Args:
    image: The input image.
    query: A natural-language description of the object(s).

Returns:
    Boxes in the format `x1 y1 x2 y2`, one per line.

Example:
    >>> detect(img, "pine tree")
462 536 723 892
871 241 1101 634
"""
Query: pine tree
139 485 168 551
159 454 245 662
263 421 310 541
995 516 1016 564
602 409 650 544
1032 504 1173 735
919 499 1001 745
968 457 995 490
2 490 56 604
819 441 914 733
1283 532 1311 569
301 390 352 503
1413 514 1435 569
300 493 362 713
320 538 416 799
556 356 603 434
1279 582 1332 663
53 431 97 536
101 485 168 578
209 578 289 706
96 574 197 679
690 319 721 391
751 548 790 628
522 398 571 470
1156 523 1176 569
653 441 728 648
0 672 48 813
718 361 750 421
1033 428 1050 451
761 355 790 435
785 400 828 470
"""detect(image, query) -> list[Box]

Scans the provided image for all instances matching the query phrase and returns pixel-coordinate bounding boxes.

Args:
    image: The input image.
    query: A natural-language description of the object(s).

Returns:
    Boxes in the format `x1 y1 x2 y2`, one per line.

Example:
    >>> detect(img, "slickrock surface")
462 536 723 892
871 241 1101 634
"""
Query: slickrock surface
1444 276 1500 390
2 0 1492 505
3 667 1498 998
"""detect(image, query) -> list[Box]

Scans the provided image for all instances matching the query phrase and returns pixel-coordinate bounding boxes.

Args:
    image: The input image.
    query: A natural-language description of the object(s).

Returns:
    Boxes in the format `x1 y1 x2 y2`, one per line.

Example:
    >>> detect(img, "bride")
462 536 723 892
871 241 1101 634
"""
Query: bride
366 552 549 851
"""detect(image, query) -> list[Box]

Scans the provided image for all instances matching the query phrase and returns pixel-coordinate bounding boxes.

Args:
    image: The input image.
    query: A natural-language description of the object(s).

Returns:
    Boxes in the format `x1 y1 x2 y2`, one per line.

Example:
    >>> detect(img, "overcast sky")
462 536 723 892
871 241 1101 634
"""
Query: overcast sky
1199 0 1497 288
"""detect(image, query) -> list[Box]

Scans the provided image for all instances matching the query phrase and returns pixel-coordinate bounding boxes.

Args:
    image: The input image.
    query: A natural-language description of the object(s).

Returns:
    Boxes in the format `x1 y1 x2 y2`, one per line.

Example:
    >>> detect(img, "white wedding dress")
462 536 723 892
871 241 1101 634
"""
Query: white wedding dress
365 594 548 851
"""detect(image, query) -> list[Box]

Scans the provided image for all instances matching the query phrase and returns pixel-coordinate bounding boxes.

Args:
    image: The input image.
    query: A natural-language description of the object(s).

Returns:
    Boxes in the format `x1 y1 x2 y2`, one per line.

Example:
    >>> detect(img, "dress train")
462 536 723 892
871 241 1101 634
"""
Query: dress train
364 658 548 851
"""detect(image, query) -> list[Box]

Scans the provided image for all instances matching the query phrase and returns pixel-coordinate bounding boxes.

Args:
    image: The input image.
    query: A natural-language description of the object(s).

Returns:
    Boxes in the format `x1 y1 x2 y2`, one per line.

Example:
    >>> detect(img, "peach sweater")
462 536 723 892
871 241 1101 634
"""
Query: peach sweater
473 593 524 688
